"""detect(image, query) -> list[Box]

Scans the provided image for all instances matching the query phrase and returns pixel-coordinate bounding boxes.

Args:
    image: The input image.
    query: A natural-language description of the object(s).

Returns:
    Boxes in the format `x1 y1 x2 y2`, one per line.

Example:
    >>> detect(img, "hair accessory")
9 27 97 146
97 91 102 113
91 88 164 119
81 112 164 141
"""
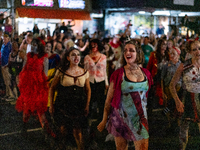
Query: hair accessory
125 36 131 43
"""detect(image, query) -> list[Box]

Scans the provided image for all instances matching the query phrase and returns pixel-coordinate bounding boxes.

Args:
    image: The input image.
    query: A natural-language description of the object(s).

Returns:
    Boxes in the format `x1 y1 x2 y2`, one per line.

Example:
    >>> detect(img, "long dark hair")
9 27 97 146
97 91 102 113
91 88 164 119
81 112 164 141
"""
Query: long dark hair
156 39 169 63
45 41 53 53
30 38 46 58
59 47 83 73
89 38 104 52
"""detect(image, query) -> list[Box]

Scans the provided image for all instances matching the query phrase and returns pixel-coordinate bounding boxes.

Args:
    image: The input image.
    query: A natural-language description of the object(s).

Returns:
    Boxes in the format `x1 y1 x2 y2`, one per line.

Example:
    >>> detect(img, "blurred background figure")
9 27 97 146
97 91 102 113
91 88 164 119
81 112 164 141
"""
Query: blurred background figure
156 24 165 37
1 34 14 100
181 14 189 27
141 36 154 68
147 39 169 109
6 41 23 101
33 24 39 35
84 39 108 120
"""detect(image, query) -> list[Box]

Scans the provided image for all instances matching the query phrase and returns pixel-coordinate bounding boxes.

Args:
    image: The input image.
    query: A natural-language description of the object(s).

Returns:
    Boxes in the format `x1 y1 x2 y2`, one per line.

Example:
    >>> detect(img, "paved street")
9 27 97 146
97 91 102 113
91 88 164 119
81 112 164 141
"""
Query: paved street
1 99 200 150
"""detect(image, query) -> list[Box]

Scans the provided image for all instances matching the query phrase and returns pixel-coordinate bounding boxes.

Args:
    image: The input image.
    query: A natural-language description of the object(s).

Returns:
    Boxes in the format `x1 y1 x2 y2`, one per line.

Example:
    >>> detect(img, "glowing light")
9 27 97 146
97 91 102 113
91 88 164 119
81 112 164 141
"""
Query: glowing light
153 11 170 16
139 11 145 14
24 17 28 24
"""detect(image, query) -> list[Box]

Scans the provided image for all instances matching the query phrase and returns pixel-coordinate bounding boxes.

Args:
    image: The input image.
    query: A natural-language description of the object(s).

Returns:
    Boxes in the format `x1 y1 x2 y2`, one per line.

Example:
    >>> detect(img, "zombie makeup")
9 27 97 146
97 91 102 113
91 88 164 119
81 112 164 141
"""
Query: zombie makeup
91 42 98 52
68 49 81 65
31 41 38 53
191 42 200 59
124 44 137 64
169 48 179 61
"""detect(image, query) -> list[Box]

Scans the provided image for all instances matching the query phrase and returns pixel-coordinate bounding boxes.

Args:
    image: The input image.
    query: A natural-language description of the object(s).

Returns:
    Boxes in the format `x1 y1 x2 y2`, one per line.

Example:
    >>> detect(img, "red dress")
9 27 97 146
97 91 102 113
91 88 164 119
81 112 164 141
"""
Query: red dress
146 52 163 105
16 53 49 115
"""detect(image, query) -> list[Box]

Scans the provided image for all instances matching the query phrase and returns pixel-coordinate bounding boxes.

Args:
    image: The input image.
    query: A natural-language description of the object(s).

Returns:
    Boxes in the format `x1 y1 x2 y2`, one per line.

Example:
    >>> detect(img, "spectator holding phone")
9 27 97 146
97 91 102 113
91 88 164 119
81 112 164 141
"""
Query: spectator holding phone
19 33 33 54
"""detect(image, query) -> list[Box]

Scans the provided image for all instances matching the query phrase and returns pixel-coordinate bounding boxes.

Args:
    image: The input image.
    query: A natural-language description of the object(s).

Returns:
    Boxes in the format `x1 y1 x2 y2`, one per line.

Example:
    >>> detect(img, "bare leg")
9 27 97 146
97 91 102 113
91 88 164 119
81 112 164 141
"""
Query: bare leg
114 136 128 150
179 120 190 150
73 128 84 150
23 112 31 123
134 138 149 150
37 112 56 138
37 112 46 127
54 125 67 149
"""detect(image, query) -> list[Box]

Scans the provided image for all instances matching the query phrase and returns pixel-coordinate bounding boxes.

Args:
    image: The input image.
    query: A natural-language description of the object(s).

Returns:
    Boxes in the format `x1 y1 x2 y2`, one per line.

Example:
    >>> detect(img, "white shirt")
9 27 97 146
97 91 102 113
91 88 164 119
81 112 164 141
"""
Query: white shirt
26 44 31 53
183 66 200 93
84 54 108 86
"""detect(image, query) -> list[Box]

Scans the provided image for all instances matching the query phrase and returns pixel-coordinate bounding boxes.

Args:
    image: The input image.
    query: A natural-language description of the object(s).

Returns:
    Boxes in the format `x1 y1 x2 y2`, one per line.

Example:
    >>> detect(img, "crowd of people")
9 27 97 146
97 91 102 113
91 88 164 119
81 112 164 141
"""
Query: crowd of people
0 17 200 150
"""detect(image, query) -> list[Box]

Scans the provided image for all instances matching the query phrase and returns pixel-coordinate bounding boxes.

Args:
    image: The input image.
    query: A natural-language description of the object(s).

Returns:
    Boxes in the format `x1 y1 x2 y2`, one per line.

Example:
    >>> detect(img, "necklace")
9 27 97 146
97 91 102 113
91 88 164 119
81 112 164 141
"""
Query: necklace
127 65 143 78
128 65 139 71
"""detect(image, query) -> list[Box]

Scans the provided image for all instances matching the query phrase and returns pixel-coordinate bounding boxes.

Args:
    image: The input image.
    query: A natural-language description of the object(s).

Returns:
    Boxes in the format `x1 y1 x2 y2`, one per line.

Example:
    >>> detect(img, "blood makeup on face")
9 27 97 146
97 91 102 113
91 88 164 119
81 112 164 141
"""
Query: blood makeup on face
91 42 98 52
169 49 178 61
124 44 137 64
191 43 200 59
68 50 81 64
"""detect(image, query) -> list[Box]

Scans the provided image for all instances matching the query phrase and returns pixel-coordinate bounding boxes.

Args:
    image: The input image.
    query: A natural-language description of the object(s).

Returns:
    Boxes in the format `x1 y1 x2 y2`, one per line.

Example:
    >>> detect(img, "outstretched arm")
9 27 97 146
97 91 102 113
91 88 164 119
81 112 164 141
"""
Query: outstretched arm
122 24 132 38
84 77 91 116
79 41 89 52
97 82 114 132
49 70 61 114
71 20 75 26
169 63 184 113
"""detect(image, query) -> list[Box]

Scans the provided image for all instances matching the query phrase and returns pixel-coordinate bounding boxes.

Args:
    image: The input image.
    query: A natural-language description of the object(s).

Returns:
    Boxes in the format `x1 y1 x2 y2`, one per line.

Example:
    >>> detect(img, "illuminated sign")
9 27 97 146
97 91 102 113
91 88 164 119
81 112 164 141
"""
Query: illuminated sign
58 0 85 9
174 0 194 6
22 0 53 7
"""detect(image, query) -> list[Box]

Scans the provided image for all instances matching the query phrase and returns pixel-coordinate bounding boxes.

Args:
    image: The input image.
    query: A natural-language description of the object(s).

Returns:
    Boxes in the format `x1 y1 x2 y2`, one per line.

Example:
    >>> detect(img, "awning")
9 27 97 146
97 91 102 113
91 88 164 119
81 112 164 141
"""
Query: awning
16 7 91 20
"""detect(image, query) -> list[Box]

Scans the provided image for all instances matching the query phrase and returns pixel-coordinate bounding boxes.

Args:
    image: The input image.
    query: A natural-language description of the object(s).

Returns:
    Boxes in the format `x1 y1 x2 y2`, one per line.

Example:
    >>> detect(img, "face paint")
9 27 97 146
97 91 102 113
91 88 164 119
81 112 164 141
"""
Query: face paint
169 49 179 61
191 43 200 60
68 50 81 65
124 44 137 64
91 42 98 52
31 42 38 53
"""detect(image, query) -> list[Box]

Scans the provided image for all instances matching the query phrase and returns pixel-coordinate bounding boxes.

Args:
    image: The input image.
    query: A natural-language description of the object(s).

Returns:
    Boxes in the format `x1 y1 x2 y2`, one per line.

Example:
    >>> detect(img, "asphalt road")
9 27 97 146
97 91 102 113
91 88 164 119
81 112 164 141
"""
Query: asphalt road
1 99 200 150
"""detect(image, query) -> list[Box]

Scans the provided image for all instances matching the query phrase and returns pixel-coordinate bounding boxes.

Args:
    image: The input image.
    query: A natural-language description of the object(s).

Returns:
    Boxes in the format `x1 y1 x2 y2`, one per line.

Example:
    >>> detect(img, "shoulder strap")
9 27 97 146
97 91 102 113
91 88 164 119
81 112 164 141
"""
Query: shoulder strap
63 70 87 78
183 58 193 71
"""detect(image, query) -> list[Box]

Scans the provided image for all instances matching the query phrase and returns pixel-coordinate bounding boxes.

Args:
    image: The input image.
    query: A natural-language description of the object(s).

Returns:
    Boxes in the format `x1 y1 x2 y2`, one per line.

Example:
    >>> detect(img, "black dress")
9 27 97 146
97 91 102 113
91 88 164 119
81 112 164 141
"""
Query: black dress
54 72 87 129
